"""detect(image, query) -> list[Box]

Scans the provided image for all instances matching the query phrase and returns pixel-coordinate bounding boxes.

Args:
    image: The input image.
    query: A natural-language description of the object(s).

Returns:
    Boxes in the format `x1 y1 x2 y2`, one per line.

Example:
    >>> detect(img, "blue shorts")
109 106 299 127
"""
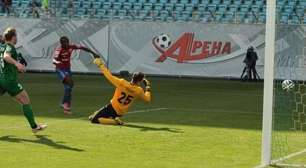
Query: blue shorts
56 69 72 82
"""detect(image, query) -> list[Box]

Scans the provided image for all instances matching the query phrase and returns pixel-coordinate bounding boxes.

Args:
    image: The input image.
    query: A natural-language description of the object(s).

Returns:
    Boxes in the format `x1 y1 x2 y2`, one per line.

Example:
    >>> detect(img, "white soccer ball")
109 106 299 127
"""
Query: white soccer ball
155 33 172 49
282 80 295 91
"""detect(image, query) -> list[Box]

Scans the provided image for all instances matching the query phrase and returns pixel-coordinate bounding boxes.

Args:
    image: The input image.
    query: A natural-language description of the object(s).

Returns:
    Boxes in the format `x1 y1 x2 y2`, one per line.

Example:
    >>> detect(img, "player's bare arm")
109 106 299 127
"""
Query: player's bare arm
3 52 25 73
79 47 100 58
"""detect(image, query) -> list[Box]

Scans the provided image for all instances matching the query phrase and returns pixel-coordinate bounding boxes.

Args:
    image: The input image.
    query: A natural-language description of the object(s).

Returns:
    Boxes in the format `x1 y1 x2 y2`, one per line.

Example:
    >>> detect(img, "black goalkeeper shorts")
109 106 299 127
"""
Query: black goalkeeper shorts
91 104 121 124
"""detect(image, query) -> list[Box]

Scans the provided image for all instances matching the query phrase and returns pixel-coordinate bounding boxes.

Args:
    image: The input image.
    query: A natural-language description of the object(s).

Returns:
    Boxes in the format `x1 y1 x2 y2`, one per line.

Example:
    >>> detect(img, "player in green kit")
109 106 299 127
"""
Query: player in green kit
0 27 47 133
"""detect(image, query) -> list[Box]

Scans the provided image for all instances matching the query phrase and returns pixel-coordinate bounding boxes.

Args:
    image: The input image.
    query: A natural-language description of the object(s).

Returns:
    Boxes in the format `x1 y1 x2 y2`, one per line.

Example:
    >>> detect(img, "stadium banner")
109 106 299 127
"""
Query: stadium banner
0 18 305 79
108 21 306 80
0 18 110 73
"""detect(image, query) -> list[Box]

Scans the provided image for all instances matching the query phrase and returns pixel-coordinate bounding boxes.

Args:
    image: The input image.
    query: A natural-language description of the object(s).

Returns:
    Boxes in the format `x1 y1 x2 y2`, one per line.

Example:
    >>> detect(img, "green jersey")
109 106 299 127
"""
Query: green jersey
0 43 18 81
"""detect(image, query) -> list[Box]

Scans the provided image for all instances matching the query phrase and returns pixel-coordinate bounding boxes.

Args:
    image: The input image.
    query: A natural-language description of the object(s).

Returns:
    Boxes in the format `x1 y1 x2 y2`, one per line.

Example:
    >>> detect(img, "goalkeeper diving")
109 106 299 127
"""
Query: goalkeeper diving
89 58 152 125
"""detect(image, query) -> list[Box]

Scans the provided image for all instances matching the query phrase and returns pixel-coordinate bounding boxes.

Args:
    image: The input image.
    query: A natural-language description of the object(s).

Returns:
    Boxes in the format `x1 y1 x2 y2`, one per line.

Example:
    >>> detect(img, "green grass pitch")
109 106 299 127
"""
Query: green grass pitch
0 73 298 168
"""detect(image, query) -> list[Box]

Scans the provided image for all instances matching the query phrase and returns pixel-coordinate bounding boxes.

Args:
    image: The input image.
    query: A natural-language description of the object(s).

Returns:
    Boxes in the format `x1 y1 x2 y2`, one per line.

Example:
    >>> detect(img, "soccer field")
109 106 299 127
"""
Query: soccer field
0 73 264 168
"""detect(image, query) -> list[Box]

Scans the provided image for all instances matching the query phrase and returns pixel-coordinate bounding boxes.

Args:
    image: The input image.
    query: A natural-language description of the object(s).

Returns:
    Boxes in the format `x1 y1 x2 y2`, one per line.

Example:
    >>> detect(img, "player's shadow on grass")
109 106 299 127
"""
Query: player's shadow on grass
0 135 84 152
123 124 183 133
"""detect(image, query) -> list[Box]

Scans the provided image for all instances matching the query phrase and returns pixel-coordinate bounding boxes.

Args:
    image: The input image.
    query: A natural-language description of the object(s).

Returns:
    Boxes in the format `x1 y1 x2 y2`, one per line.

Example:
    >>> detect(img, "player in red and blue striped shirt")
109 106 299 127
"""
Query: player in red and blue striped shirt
53 36 99 114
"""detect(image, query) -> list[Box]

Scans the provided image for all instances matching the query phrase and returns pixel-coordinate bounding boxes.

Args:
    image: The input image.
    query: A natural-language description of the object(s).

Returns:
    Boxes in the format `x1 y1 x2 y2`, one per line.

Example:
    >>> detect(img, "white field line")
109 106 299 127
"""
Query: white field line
127 108 168 114
273 163 306 167
254 164 267 168
271 148 306 165
0 107 169 130
169 107 261 116
254 148 306 168
0 107 260 130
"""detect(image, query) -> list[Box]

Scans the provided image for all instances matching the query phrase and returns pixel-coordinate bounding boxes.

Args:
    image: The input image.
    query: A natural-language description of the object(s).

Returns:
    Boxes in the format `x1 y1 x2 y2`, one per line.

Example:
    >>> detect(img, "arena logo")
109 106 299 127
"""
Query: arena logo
153 32 232 63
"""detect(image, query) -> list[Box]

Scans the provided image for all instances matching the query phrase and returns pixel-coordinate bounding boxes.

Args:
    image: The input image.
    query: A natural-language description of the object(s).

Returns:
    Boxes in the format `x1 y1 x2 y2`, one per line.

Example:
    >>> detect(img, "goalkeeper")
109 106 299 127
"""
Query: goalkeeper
89 58 152 125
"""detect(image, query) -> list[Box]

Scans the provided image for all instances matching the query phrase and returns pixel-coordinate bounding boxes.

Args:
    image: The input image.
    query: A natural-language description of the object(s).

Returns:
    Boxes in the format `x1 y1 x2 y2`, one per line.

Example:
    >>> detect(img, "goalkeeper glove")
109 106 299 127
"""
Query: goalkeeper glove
93 55 100 58
93 58 104 67
114 117 124 125
143 79 151 91
143 79 150 86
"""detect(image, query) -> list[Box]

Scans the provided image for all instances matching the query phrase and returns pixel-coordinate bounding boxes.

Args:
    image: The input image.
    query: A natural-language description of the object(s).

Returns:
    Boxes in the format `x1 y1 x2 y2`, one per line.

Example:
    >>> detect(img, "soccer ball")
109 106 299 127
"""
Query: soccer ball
155 33 172 49
282 80 295 91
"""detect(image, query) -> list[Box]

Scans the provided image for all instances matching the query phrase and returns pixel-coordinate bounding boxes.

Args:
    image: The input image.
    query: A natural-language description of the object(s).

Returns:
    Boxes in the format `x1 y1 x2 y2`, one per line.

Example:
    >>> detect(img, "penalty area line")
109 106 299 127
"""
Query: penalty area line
127 108 169 115
0 108 169 130
254 148 306 168
271 148 306 166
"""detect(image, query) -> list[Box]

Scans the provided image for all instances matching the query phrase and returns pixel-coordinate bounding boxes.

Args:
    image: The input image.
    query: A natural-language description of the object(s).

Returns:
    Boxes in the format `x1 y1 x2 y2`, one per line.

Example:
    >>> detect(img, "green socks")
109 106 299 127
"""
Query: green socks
22 104 37 129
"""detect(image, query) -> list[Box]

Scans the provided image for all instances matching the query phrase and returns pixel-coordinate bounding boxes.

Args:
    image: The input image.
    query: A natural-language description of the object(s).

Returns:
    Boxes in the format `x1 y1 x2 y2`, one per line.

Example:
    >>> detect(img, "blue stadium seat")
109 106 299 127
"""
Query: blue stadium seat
175 3 184 11
169 0 178 4
233 0 241 6
290 15 302 24
218 5 227 13
172 11 181 20
185 4 194 11
166 16 175 22
241 4 250 12
299 1 306 7
138 0 147 4
207 4 217 12
153 3 164 10
160 10 170 18
191 11 202 21
245 13 256 23
150 10 160 17
113 2 122 10
144 15 154 21
82 1 92 9
12 0 21 7
284 5 294 14
288 1 296 7
73 1 81 8
76 8 86 16
214 12 223 22
228 5 238 12
236 12 246 23
258 13 266 23
160 0 168 4
123 2 133 10
102 2 112 10
143 3 153 10
149 0 157 4
211 0 221 5
255 1 264 6
277 0 286 7
201 12 212 22
182 10 191 20
191 0 199 5
92 2 102 9
117 9 128 19
165 3 174 11
133 2 143 10
224 11 235 22
198 4 206 12
251 5 260 13
244 0 253 6
223 0 231 5
97 8 106 16
201 0 209 5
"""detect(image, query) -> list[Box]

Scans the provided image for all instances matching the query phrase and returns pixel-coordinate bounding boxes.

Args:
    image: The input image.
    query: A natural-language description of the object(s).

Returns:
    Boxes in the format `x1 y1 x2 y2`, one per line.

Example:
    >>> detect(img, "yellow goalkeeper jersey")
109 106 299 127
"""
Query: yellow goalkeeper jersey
99 65 151 115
